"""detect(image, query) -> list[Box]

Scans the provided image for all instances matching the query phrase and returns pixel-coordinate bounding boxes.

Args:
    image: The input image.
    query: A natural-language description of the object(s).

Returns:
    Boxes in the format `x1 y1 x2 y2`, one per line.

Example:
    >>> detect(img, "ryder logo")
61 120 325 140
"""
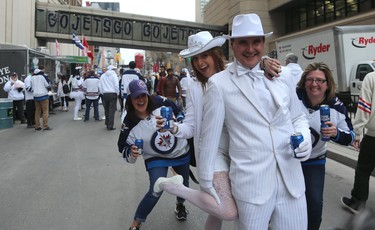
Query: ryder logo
302 43 331 60
352 36 375 48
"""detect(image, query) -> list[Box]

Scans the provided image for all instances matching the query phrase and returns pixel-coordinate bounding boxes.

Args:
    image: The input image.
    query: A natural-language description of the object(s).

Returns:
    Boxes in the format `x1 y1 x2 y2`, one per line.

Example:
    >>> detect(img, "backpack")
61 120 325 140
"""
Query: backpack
63 84 70 94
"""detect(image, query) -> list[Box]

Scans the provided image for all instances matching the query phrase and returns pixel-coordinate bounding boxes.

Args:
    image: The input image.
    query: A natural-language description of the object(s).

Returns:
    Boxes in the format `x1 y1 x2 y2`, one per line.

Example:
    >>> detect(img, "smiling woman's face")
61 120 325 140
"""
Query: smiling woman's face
192 51 216 79
131 94 149 116
305 70 328 100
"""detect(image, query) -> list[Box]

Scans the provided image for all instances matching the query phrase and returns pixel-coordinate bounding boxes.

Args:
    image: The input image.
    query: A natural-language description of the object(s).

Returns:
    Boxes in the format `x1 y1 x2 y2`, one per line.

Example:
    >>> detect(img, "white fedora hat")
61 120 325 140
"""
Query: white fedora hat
179 31 226 58
224 14 273 39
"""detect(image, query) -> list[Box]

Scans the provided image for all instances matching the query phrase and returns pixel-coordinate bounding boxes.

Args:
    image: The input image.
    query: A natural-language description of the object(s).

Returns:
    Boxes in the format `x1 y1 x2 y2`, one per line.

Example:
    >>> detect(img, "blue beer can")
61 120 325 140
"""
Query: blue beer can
134 139 144 155
320 104 330 141
291 132 304 150
160 107 173 130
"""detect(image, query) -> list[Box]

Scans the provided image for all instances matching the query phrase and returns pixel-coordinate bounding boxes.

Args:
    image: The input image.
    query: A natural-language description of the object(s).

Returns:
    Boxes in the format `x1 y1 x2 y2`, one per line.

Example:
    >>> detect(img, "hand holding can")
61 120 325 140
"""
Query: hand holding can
320 105 330 141
135 139 144 155
155 115 165 129
160 107 174 130
291 132 304 158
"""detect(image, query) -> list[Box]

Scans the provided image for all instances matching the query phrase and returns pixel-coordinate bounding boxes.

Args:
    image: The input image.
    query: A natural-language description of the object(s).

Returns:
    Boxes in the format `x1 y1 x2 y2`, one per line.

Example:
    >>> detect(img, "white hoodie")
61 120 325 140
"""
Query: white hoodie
3 79 25 101
99 69 119 94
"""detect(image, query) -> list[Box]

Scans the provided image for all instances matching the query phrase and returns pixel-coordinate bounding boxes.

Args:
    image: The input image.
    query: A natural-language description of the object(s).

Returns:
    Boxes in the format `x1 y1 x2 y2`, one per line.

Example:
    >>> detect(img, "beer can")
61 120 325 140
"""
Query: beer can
160 106 173 130
291 132 304 150
134 139 144 155
320 104 330 141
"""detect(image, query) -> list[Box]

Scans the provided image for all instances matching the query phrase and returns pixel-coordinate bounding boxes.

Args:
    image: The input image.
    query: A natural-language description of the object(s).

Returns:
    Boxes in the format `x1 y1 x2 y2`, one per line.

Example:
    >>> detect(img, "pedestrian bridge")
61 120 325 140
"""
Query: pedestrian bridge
35 2 228 53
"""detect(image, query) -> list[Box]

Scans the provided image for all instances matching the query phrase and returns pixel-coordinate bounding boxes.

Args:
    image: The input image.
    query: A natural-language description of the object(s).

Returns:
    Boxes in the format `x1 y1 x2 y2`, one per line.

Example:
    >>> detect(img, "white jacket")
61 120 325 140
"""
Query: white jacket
199 62 311 204
99 70 119 94
286 63 303 86
174 79 229 173
353 71 375 139
31 74 49 98
24 75 34 100
4 79 25 101
82 76 100 100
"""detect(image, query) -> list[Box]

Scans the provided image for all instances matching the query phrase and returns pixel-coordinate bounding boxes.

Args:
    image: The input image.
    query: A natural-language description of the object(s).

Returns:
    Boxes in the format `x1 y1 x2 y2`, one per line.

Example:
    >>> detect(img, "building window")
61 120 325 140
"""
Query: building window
284 0 375 34
359 0 375 11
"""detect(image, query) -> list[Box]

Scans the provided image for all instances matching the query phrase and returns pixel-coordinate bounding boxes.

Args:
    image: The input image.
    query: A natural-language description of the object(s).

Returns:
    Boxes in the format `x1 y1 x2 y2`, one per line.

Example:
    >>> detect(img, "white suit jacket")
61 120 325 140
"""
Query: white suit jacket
175 78 229 172
199 61 311 205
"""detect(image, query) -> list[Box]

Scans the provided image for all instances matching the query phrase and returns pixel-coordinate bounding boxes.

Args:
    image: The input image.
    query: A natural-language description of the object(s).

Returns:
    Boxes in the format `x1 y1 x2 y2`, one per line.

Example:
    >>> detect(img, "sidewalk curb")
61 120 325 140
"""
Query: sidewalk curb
327 149 375 177
327 150 357 170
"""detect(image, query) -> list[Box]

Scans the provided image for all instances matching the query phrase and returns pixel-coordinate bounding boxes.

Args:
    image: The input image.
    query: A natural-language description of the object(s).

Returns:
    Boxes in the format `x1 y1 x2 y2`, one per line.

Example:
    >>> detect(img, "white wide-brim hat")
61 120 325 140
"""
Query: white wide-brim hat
224 14 273 39
179 31 226 58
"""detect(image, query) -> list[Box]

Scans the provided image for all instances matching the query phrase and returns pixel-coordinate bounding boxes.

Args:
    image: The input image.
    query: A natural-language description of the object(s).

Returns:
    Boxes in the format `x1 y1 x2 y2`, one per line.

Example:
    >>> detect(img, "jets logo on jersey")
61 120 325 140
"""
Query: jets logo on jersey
151 130 177 154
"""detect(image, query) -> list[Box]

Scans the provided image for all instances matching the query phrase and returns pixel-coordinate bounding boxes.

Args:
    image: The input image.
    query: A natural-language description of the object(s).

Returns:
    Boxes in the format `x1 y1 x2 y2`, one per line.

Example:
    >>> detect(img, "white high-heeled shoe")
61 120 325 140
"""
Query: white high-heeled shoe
153 174 183 193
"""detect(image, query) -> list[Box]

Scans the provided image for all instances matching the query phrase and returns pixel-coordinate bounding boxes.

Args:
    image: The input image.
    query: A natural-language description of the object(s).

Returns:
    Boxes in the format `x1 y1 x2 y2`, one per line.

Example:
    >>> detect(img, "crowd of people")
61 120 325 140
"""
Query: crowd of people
3 12 374 230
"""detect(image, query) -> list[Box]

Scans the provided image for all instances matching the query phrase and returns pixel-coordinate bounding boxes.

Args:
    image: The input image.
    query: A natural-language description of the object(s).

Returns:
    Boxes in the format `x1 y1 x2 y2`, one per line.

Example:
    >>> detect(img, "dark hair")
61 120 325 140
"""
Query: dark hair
297 62 336 102
190 47 226 89
125 94 155 120
73 69 80 76
167 68 173 73
129 61 136 69
62 75 68 81
88 70 95 76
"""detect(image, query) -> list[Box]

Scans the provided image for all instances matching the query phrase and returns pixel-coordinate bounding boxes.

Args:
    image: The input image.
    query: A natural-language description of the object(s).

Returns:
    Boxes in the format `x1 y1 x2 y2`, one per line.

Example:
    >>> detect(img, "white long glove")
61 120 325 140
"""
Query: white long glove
294 140 312 161
200 186 221 205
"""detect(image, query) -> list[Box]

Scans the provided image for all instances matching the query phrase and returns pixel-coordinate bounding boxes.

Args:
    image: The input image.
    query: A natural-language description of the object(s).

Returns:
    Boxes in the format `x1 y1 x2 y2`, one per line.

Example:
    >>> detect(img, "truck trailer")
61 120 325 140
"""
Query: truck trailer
0 44 59 101
275 25 375 106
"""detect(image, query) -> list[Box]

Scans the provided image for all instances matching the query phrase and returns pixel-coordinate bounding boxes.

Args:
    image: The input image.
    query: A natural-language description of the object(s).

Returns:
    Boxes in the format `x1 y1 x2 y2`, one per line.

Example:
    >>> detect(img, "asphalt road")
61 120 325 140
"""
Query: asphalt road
0 102 374 230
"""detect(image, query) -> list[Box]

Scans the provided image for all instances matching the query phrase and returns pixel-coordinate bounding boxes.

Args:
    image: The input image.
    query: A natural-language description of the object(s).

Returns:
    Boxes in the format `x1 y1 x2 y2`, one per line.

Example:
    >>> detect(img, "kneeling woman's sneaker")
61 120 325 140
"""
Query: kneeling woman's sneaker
129 223 141 230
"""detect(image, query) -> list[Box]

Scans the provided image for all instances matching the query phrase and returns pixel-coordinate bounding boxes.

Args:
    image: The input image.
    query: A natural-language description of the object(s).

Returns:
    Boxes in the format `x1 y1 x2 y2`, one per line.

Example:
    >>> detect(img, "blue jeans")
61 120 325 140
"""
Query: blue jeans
84 98 99 120
134 163 190 223
302 163 325 230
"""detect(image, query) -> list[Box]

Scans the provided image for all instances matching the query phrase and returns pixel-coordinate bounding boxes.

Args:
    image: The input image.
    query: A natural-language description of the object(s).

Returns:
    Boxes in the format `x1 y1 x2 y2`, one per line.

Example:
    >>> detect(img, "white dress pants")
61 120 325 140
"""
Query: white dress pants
235 169 307 230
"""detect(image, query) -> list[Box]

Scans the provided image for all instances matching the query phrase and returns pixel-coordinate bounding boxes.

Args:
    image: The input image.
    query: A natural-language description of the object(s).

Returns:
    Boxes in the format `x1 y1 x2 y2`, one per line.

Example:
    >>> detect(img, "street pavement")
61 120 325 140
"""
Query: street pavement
0 102 374 230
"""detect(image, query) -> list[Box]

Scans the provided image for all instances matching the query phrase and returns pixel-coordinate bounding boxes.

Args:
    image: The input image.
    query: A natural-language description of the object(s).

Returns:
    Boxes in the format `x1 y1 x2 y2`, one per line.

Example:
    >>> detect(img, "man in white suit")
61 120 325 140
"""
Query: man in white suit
199 14 312 230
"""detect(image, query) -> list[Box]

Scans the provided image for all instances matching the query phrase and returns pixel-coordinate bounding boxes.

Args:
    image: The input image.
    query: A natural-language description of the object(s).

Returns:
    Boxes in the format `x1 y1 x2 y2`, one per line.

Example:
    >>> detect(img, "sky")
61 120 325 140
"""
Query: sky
85 0 196 64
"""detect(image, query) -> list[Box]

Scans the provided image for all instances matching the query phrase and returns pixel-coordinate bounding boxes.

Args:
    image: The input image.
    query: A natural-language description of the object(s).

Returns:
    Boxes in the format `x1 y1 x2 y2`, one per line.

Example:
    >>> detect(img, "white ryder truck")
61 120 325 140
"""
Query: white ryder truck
275 25 375 107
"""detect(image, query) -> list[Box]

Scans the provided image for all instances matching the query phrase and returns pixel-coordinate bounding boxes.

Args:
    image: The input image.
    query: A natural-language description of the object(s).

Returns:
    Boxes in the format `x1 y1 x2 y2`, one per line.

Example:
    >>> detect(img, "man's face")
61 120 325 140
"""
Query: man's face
231 36 265 69
11 75 17 81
